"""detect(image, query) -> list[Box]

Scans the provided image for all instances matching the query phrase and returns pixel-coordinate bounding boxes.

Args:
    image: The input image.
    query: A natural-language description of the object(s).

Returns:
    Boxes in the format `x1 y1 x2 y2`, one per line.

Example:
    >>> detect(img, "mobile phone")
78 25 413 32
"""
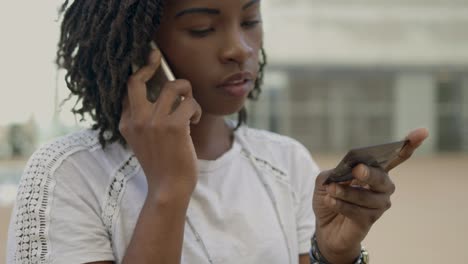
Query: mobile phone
132 41 175 102
324 140 408 185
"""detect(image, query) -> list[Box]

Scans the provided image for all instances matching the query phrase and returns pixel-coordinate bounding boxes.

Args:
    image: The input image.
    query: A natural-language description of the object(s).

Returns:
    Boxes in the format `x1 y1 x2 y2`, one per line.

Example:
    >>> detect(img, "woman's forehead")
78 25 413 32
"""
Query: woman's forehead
166 0 259 8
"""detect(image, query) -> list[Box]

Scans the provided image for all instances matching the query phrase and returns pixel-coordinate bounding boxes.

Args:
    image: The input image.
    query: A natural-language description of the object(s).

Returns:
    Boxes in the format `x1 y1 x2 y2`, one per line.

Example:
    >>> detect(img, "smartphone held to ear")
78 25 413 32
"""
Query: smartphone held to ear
324 140 408 185
132 41 175 102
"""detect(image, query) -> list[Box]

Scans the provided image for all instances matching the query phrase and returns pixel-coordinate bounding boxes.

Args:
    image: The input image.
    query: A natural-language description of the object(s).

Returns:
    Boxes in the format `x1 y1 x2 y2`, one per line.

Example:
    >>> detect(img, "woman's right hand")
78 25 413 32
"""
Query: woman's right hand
119 48 202 201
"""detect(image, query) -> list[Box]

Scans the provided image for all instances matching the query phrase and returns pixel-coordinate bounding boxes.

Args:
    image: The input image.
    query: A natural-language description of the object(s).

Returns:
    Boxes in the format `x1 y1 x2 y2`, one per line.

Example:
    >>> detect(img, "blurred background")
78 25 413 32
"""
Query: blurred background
1 0 467 263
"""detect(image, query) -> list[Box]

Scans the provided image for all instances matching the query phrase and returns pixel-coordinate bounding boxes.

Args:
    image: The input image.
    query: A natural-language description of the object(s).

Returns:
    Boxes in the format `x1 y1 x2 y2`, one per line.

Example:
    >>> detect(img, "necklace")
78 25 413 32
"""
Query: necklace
186 216 215 264
184 136 293 264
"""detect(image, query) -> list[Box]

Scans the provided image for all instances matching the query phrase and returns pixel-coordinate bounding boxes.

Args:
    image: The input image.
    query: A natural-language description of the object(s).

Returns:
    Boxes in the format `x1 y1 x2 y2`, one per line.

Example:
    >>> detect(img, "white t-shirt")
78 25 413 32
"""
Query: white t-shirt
7 124 320 264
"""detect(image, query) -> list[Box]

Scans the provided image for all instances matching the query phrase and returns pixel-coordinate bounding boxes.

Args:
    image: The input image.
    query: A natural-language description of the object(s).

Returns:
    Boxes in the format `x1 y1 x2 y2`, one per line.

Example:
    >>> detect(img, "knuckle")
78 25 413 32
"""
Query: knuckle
385 199 392 210
132 119 146 132
388 181 396 194
118 122 128 135
375 170 388 186
368 213 380 225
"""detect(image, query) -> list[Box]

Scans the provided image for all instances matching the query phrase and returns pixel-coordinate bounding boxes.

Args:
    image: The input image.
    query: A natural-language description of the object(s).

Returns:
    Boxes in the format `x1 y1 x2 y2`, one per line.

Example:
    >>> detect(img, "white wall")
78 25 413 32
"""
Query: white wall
263 0 468 67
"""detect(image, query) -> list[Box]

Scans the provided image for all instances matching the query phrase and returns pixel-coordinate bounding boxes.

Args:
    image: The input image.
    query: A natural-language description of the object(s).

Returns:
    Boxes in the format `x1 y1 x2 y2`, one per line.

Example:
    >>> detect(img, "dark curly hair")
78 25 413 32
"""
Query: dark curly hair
56 0 267 147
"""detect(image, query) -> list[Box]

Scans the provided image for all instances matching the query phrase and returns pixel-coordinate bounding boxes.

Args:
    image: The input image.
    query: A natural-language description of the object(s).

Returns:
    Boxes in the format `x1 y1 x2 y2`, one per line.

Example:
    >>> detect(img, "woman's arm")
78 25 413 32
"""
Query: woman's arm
86 189 188 264
120 190 191 263
108 47 201 264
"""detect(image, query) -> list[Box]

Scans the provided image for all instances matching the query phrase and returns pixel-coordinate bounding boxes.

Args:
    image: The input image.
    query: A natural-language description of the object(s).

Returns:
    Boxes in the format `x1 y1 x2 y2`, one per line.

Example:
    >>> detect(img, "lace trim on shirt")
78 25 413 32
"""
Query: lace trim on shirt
13 130 99 263
101 155 139 242
240 150 299 205
241 150 289 184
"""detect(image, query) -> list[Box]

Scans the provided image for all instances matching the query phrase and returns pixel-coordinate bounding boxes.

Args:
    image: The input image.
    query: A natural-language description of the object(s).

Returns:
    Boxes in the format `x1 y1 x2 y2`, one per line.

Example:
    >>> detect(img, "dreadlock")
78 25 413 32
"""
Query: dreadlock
56 0 267 148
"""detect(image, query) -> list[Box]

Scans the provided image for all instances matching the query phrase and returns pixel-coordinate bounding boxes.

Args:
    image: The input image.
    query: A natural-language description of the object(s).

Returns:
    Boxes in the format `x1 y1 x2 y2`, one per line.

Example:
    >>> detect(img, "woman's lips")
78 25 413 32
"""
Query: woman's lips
219 79 252 97
217 71 254 97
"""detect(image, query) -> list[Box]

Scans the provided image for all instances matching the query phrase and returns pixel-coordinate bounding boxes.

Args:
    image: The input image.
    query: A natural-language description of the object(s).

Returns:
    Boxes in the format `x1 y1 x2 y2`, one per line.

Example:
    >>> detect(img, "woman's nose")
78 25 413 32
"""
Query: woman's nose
220 30 254 66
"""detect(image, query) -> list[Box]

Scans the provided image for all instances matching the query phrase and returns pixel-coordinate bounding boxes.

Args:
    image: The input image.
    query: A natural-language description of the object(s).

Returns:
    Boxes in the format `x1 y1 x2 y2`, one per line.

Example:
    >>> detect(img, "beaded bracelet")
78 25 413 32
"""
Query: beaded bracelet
309 234 369 264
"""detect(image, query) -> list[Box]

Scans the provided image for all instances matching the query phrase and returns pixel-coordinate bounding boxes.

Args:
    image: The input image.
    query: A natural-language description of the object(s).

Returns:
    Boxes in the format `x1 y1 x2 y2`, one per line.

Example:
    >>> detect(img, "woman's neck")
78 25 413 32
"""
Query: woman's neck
189 114 233 160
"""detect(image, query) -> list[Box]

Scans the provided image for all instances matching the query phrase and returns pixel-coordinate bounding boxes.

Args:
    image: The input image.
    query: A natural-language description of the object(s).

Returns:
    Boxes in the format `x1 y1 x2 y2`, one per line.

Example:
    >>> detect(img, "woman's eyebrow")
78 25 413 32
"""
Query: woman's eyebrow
175 0 260 19
243 0 260 10
175 7 220 18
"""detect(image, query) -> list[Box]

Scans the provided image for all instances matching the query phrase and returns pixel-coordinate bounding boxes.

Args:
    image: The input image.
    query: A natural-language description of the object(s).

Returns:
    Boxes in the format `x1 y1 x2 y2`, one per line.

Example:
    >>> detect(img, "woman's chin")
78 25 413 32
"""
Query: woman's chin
202 100 247 117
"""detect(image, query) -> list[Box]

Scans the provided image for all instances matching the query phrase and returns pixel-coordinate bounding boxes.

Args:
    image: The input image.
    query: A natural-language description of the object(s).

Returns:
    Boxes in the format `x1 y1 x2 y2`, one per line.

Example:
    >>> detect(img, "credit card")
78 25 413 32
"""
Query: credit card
324 140 408 184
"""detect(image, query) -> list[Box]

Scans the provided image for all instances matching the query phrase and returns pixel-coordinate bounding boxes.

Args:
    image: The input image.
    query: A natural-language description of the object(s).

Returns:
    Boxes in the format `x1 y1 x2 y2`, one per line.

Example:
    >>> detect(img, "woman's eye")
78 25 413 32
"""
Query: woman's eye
189 28 214 37
242 20 261 28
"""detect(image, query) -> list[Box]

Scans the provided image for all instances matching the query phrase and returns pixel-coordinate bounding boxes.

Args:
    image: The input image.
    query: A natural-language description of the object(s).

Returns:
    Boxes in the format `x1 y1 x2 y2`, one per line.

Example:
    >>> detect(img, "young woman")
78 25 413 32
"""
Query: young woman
7 0 428 263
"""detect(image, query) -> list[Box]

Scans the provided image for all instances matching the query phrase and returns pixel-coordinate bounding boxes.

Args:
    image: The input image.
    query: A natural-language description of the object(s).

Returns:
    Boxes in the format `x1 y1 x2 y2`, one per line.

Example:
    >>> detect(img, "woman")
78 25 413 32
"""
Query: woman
7 0 428 263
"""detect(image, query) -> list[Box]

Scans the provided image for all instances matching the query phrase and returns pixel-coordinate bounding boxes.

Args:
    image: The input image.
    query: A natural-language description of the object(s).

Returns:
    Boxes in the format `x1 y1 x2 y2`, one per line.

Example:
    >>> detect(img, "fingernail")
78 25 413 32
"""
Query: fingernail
357 164 369 180
149 41 161 55
149 49 161 63
131 63 139 73
150 41 158 50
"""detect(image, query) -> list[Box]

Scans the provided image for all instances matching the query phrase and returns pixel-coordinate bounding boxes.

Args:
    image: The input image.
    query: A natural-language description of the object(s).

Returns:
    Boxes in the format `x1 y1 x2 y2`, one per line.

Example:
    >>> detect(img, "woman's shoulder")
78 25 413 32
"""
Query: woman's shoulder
14 128 132 221
33 128 101 159
29 128 128 168
20 129 130 188
27 129 103 171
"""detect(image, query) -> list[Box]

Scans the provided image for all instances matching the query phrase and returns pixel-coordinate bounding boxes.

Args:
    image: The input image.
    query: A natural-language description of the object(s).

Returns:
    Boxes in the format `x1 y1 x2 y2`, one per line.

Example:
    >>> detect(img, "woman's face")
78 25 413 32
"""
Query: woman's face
155 0 263 116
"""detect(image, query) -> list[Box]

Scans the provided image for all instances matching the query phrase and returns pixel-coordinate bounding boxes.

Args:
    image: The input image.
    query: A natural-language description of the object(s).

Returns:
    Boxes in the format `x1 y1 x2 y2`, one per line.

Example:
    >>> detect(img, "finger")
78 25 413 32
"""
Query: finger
349 179 370 189
155 80 193 114
127 49 162 111
352 164 395 194
316 170 333 189
134 48 162 83
386 128 429 171
171 97 202 125
324 195 383 228
326 183 392 209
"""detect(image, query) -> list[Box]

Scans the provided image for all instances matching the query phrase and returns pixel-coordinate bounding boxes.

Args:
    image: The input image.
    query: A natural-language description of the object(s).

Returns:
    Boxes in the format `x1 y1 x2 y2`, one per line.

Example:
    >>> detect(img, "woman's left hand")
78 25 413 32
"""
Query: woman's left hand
312 128 429 263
